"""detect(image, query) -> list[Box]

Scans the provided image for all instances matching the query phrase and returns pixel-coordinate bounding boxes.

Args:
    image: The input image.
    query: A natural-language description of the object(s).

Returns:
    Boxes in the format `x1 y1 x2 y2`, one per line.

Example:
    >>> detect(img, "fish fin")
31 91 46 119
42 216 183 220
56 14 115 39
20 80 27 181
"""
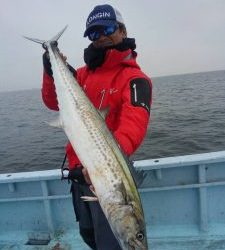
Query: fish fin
51 25 68 42
114 142 147 187
81 185 98 202
81 196 98 202
126 159 147 187
89 185 97 196
45 116 62 128
23 36 45 44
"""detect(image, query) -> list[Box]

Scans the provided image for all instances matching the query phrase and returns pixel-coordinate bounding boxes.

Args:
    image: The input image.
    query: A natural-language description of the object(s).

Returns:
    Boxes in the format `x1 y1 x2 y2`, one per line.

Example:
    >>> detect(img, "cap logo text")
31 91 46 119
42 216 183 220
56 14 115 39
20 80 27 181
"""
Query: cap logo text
87 12 111 25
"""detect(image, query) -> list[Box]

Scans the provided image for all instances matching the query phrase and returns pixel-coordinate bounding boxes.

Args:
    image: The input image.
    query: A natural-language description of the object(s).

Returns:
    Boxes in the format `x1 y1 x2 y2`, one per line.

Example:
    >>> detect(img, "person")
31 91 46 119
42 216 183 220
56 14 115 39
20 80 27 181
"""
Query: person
42 4 152 250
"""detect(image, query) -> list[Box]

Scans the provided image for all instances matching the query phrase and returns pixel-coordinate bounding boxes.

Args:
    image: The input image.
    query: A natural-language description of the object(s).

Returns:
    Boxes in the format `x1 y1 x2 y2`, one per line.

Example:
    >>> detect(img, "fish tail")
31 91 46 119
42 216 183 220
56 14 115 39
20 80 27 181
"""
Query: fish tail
23 25 68 48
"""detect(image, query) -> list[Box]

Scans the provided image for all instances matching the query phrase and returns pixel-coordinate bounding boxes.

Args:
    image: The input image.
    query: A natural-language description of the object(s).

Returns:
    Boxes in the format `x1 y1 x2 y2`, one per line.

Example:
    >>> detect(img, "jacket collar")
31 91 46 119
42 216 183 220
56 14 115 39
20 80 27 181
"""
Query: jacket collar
99 48 138 70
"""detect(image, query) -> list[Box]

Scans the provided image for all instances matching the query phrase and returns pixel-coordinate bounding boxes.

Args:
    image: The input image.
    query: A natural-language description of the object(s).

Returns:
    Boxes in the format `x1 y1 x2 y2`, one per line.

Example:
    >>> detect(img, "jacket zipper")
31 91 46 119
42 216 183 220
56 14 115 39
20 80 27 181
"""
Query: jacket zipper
133 83 137 102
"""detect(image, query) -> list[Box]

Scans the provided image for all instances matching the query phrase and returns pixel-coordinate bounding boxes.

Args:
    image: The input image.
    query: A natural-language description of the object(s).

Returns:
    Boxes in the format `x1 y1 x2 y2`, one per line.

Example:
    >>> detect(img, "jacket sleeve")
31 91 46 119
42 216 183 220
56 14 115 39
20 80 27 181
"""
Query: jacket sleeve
42 65 78 111
113 77 152 156
42 71 59 111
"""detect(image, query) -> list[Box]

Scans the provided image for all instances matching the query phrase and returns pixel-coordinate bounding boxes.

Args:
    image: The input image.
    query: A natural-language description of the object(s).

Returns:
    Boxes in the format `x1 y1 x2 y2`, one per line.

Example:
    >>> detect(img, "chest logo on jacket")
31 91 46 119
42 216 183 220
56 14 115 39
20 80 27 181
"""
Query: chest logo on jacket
109 88 118 95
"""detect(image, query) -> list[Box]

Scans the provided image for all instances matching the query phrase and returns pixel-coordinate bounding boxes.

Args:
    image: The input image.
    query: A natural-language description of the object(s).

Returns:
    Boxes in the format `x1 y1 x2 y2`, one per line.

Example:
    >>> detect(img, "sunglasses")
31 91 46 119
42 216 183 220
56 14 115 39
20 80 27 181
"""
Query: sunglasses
88 25 118 41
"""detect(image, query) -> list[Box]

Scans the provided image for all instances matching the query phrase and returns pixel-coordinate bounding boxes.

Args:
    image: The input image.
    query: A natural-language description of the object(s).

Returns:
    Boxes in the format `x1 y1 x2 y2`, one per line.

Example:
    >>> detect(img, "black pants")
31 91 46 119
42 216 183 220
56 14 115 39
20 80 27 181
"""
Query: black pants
71 181 122 250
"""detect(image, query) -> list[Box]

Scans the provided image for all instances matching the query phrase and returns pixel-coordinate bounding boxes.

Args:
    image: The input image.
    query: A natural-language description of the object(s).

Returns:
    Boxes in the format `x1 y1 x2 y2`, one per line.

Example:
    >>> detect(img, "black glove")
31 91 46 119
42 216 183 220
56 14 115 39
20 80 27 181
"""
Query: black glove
68 166 86 184
42 51 76 77
43 51 53 77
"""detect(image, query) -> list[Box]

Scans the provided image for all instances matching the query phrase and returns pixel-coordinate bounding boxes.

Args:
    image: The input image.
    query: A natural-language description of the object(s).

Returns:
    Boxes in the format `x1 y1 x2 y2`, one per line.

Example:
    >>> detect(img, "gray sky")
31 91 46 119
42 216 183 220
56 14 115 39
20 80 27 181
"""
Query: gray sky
1 0 225 92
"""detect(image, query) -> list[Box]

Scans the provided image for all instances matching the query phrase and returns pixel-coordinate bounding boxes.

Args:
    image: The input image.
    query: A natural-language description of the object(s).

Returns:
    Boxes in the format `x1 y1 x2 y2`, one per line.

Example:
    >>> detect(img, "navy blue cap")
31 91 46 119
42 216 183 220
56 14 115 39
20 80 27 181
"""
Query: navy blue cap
84 4 124 37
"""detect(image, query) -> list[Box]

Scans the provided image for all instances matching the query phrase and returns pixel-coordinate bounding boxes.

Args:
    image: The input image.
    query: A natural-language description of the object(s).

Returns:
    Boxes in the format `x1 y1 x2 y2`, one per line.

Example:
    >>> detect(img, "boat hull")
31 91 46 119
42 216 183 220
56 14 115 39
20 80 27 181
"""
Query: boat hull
1 151 225 249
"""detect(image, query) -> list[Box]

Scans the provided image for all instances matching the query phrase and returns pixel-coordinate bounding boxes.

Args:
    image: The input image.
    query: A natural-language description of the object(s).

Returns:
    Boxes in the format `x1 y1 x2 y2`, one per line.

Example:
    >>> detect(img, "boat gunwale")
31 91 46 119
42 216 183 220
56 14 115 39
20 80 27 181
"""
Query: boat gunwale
0 150 225 183
134 150 225 170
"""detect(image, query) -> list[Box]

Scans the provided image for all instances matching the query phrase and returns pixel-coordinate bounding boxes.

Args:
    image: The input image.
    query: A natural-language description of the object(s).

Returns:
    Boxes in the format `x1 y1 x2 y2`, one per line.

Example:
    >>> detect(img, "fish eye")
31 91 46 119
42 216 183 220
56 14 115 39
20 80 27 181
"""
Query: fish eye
136 232 144 241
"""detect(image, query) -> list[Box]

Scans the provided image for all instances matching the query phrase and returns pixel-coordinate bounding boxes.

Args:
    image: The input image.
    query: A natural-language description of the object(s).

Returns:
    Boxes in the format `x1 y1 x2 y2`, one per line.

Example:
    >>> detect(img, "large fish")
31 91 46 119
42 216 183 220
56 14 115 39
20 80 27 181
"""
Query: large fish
24 26 148 250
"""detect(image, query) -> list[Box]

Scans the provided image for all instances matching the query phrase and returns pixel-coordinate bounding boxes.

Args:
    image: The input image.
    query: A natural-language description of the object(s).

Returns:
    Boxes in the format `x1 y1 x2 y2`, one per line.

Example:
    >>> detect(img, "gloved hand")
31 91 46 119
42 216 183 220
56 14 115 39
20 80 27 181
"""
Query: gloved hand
68 166 87 184
43 51 53 76
42 50 76 77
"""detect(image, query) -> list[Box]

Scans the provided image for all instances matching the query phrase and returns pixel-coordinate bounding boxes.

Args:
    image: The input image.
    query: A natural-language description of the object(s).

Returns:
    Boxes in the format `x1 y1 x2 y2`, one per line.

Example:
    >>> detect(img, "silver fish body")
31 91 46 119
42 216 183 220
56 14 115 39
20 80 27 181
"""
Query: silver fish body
25 28 148 249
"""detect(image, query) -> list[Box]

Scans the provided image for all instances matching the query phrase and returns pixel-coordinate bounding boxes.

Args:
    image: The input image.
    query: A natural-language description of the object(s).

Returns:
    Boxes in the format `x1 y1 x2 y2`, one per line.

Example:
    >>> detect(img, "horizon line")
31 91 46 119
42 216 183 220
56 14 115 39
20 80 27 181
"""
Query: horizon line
1 68 224 94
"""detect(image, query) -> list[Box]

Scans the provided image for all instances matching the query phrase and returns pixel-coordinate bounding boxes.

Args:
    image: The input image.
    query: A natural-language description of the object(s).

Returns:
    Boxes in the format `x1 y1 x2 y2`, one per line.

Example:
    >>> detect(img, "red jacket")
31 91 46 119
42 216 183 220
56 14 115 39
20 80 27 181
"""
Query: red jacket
42 48 152 170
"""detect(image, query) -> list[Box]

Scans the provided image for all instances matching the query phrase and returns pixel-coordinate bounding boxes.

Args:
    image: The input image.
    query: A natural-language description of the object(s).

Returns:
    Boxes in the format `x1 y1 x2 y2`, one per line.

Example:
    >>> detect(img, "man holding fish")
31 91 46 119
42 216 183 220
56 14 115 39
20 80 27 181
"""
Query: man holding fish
41 4 152 250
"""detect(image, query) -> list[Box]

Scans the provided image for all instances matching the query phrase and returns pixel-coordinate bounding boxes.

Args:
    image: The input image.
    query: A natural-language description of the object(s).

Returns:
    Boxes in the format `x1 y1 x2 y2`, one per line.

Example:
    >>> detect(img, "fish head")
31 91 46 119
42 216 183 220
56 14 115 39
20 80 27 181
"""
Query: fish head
109 204 148 250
